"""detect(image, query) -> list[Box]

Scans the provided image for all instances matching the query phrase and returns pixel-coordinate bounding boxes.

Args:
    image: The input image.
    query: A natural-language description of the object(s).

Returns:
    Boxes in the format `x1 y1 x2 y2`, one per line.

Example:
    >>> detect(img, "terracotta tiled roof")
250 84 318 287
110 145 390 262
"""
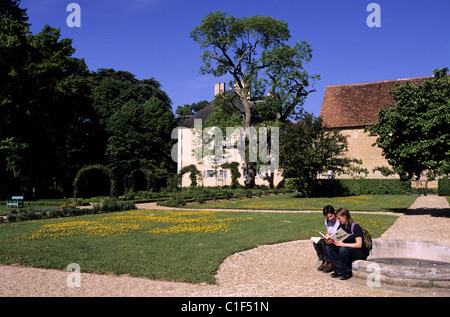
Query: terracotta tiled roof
319 76 432 128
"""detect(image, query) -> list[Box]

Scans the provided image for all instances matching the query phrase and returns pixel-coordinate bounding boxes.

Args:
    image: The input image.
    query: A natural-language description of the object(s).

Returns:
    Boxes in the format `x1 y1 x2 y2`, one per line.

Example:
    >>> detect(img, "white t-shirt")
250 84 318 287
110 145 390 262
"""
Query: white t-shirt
325 218 340 235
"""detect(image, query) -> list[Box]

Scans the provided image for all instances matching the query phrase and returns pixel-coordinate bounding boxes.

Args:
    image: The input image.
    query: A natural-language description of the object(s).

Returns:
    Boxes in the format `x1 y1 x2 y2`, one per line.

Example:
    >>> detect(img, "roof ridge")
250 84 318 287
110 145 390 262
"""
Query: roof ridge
326 75 433 88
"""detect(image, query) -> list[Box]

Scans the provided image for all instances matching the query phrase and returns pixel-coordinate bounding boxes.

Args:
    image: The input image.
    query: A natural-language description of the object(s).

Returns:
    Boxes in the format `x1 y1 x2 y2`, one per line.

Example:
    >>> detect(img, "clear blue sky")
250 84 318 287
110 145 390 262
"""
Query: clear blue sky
20 0 450 116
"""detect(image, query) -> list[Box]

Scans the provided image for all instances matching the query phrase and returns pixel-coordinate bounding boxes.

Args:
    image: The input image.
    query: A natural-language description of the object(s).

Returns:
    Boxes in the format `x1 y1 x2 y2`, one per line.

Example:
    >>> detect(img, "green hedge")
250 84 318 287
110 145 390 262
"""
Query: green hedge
4 199 136 223
438 178 450 196
286 178 412 197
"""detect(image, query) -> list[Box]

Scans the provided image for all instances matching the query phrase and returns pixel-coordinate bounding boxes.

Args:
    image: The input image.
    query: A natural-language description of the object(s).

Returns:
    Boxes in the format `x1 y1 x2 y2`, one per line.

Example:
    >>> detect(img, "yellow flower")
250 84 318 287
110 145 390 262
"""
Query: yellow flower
11 210 253 242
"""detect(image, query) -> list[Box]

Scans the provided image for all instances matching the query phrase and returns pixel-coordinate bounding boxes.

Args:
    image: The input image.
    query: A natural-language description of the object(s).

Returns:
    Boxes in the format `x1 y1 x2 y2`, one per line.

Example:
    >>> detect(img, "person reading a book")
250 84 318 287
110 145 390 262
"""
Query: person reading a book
312 205 340 272
325 208 369 280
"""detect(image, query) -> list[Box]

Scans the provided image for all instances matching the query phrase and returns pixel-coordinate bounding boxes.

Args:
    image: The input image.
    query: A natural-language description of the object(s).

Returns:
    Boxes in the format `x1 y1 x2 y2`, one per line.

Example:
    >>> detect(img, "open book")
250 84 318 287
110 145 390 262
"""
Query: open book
311 228 350 244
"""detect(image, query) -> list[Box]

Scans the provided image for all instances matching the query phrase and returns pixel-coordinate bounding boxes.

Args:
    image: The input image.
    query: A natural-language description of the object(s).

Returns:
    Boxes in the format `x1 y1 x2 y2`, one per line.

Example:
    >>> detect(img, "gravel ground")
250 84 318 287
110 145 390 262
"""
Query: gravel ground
1 195 449 297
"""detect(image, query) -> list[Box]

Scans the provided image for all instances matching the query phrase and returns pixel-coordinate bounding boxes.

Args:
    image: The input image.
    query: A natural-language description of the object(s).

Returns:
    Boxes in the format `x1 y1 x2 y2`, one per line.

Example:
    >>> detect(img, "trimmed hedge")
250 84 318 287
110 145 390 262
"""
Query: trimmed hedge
286 178 412 197
438 178 450 196
4 199 136 223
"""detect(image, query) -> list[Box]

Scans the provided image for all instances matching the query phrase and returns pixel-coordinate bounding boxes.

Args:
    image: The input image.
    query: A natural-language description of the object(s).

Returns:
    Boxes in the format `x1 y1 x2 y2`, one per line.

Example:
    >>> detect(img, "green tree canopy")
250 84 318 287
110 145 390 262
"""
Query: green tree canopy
191 11 319 187
365 68 450 180
0 1 175 197
279 114 356 196
1 0 93 196
175 100 209 124
105 97 175 186
191 11 319 128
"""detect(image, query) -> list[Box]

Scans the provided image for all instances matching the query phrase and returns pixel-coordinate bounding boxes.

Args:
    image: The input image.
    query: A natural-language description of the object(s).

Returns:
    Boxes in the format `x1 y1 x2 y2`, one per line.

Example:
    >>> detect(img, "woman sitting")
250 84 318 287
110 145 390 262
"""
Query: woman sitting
325 208 369 280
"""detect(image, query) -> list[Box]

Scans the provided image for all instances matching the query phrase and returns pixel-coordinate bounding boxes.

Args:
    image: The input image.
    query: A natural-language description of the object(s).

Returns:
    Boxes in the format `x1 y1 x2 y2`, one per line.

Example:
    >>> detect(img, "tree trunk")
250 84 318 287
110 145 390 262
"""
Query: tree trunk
240 89 256 188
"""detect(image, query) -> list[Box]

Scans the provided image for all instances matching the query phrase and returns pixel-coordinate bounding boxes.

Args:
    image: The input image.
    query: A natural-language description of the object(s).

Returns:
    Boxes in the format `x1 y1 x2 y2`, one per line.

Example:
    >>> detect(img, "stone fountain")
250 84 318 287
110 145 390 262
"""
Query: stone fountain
352 239 450 289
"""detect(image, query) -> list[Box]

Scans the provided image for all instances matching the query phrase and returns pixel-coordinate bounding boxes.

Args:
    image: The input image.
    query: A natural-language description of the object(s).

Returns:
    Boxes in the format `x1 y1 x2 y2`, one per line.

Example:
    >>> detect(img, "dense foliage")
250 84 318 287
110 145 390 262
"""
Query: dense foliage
285 179 412 197
438 178 450 196
0 1 176 198
365 68 450 181
191 11 320 187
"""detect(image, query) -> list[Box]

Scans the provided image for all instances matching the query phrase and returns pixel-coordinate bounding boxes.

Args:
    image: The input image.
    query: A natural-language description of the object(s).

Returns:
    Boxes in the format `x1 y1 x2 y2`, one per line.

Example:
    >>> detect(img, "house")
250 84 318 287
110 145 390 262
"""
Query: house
319 75 432 180
176 83 283 187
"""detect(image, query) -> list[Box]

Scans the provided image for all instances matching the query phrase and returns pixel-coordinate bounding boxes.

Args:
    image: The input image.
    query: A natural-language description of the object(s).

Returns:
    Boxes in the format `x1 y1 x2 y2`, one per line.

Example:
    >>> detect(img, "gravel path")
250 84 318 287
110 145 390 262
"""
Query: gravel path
1 195 449 297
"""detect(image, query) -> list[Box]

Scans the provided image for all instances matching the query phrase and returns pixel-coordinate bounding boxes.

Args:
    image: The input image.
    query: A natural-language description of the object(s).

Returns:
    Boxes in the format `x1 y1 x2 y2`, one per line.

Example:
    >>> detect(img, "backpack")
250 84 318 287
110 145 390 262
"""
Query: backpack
351 222 373 251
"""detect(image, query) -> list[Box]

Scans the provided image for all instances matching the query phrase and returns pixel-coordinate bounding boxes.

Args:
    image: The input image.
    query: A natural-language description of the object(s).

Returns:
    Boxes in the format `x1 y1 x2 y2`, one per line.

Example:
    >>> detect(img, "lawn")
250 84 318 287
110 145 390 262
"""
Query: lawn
0 208 397 284
184 193 418 212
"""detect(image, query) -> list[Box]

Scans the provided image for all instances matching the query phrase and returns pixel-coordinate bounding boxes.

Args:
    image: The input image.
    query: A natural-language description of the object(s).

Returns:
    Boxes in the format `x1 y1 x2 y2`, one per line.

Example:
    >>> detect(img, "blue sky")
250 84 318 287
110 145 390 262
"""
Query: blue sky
20 0 450 116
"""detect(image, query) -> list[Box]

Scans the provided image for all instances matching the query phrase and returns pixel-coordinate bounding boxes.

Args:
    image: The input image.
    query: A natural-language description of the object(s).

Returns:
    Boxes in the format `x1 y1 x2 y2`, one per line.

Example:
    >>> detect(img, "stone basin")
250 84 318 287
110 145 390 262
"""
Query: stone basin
352 239 450 289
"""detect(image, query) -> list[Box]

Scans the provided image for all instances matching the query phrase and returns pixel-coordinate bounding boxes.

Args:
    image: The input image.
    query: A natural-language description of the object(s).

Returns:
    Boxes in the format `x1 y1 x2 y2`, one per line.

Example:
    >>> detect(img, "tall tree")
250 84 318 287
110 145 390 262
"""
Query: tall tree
279 114 354 196
91 69 172 158
0 0 30 195
365 68 450 181
105 97 175 192
191 11 318 129
91 68 172 125
191 11 319 187
1 0 93 197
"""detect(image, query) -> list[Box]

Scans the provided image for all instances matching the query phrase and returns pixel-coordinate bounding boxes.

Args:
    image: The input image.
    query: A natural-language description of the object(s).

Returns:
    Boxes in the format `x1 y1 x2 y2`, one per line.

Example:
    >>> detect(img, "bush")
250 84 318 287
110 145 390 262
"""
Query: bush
195 193 206 204
157 194 186 207
179 165 201 187
47 208 66 218
438 178 450 196
222 189 233 199
286 178 412 197
93 199 136 213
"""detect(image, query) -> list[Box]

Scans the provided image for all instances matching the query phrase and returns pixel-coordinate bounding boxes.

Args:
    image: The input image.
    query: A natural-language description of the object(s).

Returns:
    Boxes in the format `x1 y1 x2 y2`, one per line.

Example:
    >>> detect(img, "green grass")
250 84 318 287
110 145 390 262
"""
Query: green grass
184 194 418 212
0 209 397 284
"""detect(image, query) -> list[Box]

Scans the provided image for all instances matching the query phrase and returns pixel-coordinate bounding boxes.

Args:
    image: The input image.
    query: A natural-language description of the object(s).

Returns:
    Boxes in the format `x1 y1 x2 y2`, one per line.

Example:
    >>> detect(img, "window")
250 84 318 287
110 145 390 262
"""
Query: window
203 169 228 179
219 169 228 179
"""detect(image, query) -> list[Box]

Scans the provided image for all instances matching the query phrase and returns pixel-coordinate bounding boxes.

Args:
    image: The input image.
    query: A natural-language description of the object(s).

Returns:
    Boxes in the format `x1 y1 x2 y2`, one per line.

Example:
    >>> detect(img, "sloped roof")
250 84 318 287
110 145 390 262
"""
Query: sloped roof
319 76 432 128
178 102 214 127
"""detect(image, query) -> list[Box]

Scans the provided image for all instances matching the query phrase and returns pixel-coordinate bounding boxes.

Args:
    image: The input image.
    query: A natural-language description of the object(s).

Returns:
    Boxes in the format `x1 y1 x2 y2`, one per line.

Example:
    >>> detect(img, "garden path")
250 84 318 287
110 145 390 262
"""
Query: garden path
1 195 449 297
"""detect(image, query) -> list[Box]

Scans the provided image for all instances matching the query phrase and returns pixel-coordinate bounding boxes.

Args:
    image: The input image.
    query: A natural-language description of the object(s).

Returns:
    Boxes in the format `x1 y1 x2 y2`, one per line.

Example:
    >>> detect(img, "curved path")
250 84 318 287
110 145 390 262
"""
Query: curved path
1 195 449 297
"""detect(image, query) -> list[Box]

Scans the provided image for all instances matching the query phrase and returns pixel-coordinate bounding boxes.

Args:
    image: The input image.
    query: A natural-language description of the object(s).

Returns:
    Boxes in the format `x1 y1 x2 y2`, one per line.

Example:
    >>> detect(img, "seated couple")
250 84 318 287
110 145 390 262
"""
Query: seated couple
312 205 369 280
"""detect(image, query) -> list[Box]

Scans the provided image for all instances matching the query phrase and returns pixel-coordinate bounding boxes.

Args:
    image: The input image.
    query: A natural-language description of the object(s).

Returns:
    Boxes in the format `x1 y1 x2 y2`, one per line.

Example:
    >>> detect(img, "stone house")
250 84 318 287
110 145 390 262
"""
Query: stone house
319 75 432 181
176 83 283 187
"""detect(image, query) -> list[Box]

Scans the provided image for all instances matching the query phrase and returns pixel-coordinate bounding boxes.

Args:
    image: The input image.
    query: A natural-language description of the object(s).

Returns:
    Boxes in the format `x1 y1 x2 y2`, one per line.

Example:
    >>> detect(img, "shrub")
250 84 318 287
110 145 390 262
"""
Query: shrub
221 162 241 188
286 178 412 197
157 194 186 207
438 178 450 196
223 189 233 199
97 199 136 213
179 165 201 187
195 193 206 204
48 208 66 218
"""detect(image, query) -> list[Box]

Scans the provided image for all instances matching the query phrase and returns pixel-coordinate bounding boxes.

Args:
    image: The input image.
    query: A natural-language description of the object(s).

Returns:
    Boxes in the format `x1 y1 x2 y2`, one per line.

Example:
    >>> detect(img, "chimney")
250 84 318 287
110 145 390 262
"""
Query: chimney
214 82 225 96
